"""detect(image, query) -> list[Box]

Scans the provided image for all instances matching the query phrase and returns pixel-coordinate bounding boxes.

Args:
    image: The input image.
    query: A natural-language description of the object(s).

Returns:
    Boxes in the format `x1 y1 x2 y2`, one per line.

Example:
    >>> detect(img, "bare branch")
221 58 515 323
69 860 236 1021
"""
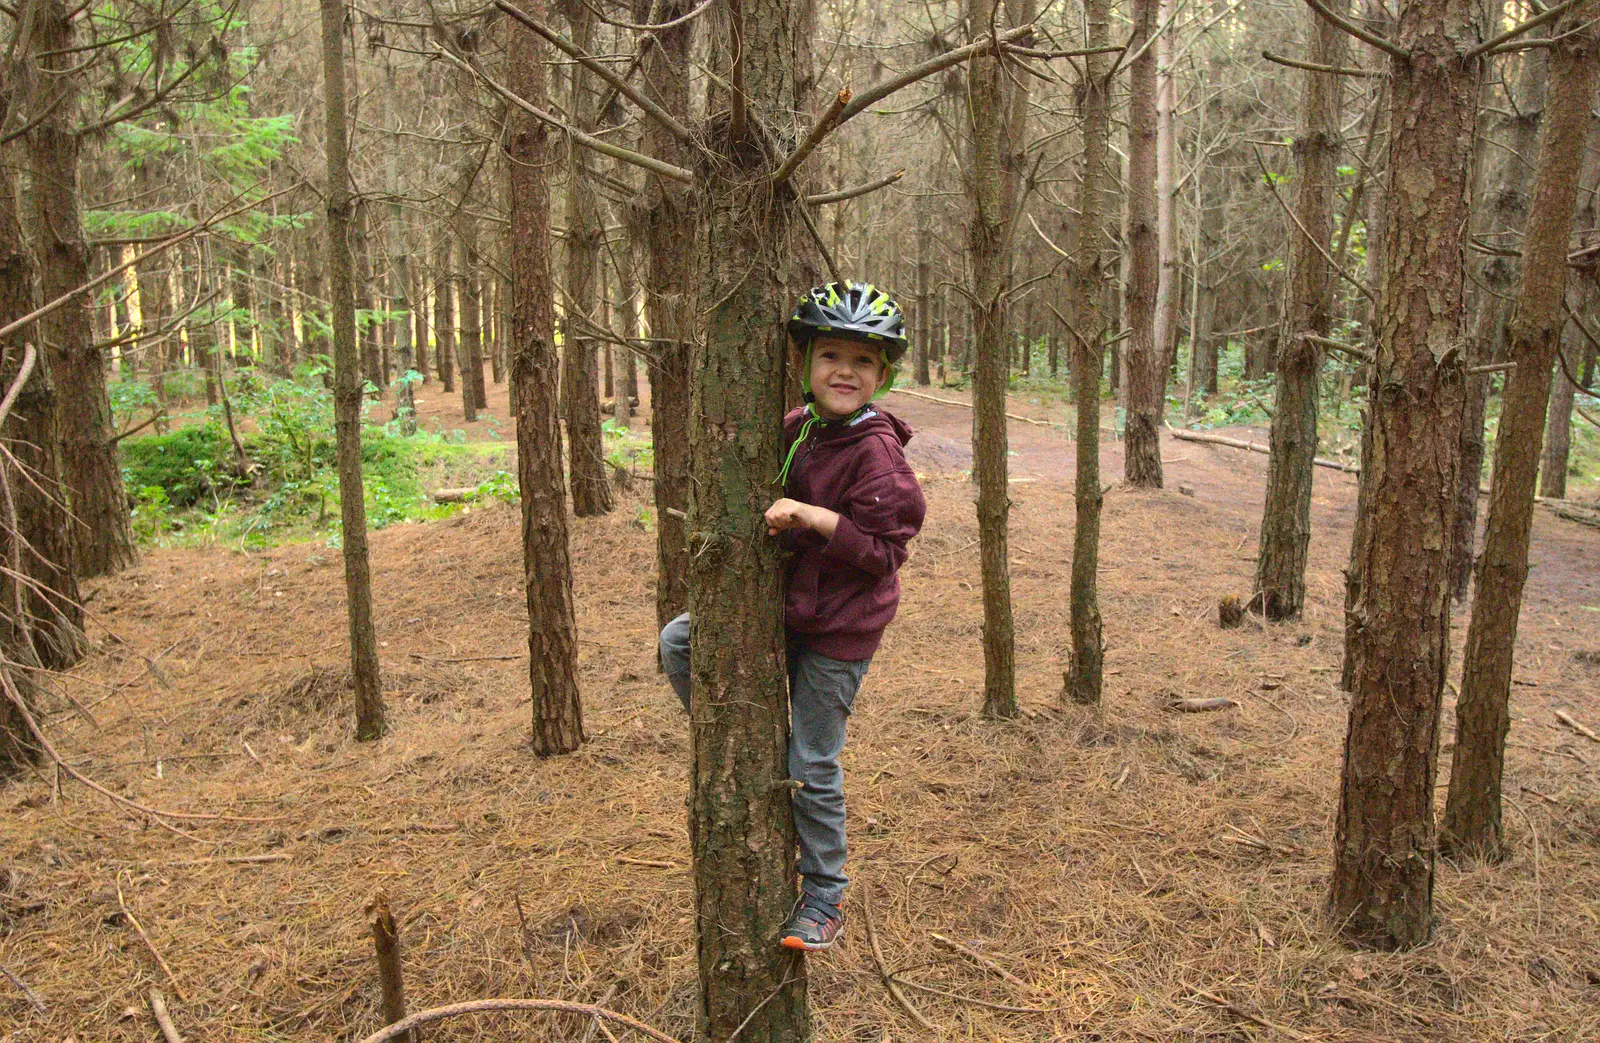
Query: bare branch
350 999 683 1043
0 182 301 347
1301 0 1411 61
579 0 713 31
1303 333 1373 360
495 0 696 144
797 202 846 285
0 343 36 429
1251 147 1377 304
436 47 694 185
1261 49 1375 76
807 169 905 204
1005 43 1125 59
835 25 1037 130
1467 0 1593 59
772 87 852 185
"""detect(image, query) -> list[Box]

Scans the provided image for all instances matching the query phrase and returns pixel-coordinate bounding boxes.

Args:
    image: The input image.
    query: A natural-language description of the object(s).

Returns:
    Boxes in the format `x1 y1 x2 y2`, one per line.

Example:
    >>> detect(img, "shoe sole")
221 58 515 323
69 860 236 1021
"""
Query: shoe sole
780 935 835 952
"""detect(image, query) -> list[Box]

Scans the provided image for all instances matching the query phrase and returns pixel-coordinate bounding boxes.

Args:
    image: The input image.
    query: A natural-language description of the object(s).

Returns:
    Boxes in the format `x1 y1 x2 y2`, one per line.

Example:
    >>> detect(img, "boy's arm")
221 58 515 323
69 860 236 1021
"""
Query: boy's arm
820 458 926 578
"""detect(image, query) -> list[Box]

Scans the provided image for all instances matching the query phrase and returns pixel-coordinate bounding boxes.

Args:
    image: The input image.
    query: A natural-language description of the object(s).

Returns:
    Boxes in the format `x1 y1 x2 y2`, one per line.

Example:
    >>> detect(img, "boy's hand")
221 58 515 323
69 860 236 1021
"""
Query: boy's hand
765 498 840 538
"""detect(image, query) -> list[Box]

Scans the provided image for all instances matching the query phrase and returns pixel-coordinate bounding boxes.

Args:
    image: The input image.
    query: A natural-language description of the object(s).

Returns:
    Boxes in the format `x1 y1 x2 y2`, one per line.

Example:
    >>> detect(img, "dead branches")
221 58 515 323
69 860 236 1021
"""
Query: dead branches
348 999 684 1043
864 887 937 1032
148 988 185 1043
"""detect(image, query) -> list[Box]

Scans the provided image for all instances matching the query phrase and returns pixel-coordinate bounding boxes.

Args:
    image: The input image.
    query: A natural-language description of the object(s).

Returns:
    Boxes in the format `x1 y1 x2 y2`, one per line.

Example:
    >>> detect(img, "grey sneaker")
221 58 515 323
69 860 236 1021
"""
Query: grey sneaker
780 894 843 952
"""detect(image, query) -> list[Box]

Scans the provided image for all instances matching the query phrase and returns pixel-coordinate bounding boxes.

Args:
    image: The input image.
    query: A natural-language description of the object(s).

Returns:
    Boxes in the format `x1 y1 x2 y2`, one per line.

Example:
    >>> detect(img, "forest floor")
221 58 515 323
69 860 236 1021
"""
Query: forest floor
4 377 1599 1042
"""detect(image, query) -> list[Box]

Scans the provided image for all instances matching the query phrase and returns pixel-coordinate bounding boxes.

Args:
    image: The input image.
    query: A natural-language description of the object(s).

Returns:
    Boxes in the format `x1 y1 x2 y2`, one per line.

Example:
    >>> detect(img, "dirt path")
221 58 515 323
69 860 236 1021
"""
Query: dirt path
883 385 1600 611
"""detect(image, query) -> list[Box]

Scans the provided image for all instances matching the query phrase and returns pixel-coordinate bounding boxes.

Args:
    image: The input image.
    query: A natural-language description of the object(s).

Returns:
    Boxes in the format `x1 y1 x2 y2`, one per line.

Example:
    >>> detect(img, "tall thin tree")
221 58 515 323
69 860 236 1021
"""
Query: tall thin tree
506 6 584 757
1441 14 1597 859
319 0 385 741
1064 0 1111 706
1122 0 1163 487
1254 8 1345 620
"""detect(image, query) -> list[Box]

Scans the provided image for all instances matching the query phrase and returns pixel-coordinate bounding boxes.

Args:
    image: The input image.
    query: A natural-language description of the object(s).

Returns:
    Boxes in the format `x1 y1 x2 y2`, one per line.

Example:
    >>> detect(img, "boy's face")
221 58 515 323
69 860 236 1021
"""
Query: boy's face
807 336 885 420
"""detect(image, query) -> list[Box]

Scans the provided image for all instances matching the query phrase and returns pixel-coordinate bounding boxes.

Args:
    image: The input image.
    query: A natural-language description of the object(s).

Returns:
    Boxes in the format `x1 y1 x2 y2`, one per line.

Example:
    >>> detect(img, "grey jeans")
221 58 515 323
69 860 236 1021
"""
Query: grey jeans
659 612 868 907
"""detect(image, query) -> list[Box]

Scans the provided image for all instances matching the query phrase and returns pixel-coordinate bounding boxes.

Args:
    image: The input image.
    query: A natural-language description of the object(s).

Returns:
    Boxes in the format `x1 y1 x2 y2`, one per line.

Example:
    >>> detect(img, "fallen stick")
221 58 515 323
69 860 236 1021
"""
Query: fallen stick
148 988 184 1043
888 387 1068 429
0 961 45 1014
1165 425 1358 473
889 976 1066 1014
1192 987 1316 1042
349 999 685 1043
615 856 678 869
408 652 521 664
1555 710 1600 743
930 933 1037 993
165 853 290 867
1167 697 1235 713
430 487 479 503
118 877 186 1001
864 887 938 1032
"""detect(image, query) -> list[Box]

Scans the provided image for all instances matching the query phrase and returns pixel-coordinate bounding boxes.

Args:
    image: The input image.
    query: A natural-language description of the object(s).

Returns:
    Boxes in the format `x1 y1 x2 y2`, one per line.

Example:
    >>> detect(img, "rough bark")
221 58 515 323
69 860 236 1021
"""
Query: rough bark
320 0 385 741
685 0 812 1033
1441 19 1597 860
26 0 136 577
1253 11 1344 621
1064 0 1110 707
1123 0 1163 487
639 0 694 633
964 0 1029 719
1154 0 1181 380
559 0 613 517
1451 46 1548 601
0 150 82 677
1329 0 1478 951
507 8 584 758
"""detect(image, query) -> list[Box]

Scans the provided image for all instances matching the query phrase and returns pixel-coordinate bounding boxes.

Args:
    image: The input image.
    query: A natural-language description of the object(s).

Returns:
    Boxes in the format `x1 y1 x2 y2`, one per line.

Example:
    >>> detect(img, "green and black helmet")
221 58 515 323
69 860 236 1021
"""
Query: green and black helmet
787 281 910 364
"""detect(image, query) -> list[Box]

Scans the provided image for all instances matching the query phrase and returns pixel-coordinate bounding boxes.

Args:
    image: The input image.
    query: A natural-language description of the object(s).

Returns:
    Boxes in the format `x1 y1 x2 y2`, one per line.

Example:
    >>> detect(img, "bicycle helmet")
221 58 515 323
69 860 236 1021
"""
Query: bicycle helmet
788 281 909 362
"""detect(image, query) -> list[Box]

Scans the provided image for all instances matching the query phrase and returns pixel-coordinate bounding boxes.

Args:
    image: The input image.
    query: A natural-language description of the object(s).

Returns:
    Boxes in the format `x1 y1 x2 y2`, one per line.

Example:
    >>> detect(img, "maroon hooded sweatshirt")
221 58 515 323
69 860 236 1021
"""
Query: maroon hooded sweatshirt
780 404 926 661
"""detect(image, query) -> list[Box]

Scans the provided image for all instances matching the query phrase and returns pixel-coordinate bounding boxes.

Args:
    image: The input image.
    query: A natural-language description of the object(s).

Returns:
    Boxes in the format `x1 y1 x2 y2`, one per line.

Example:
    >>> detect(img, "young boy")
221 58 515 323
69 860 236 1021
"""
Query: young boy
659 281 926 952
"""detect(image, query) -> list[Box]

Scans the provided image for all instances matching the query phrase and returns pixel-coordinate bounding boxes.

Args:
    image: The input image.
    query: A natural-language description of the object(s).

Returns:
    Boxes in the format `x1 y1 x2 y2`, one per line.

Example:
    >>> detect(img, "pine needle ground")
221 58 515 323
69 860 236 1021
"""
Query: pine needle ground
2 387 1597 1042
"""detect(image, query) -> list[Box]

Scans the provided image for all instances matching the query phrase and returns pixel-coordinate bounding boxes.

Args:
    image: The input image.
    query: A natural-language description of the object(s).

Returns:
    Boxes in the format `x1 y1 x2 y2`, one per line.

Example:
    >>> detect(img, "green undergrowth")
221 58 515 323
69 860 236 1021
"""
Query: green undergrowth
115 368 659 551
116 369 515 550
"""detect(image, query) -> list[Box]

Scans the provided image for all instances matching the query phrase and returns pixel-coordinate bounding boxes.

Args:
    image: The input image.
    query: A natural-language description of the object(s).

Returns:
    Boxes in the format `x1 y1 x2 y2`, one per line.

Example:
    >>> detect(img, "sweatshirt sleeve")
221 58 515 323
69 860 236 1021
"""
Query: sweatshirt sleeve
820 441 927 578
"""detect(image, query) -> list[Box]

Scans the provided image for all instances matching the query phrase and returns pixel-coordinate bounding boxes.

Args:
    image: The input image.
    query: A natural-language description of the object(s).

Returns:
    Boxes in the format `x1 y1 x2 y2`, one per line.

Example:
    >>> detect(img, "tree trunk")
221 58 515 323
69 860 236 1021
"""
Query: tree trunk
435 237 455 393
915 211 932 385
1154 0 1181 380
458 228 485 421
25 0 135 578
964 0 1030 720
686 0 812 1033
357 205 383 390
639 0 694 632
1451 45 1549 601
1329 0 1479 951
507 7 584 757
1253 10 1344 621
1441 19 1597 860
319 0 385 741
0 150 82 676
1122 0 1163 487
559 0 613 517
1540 317 1583 498
387 117 417 434
1064 0 1110 707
